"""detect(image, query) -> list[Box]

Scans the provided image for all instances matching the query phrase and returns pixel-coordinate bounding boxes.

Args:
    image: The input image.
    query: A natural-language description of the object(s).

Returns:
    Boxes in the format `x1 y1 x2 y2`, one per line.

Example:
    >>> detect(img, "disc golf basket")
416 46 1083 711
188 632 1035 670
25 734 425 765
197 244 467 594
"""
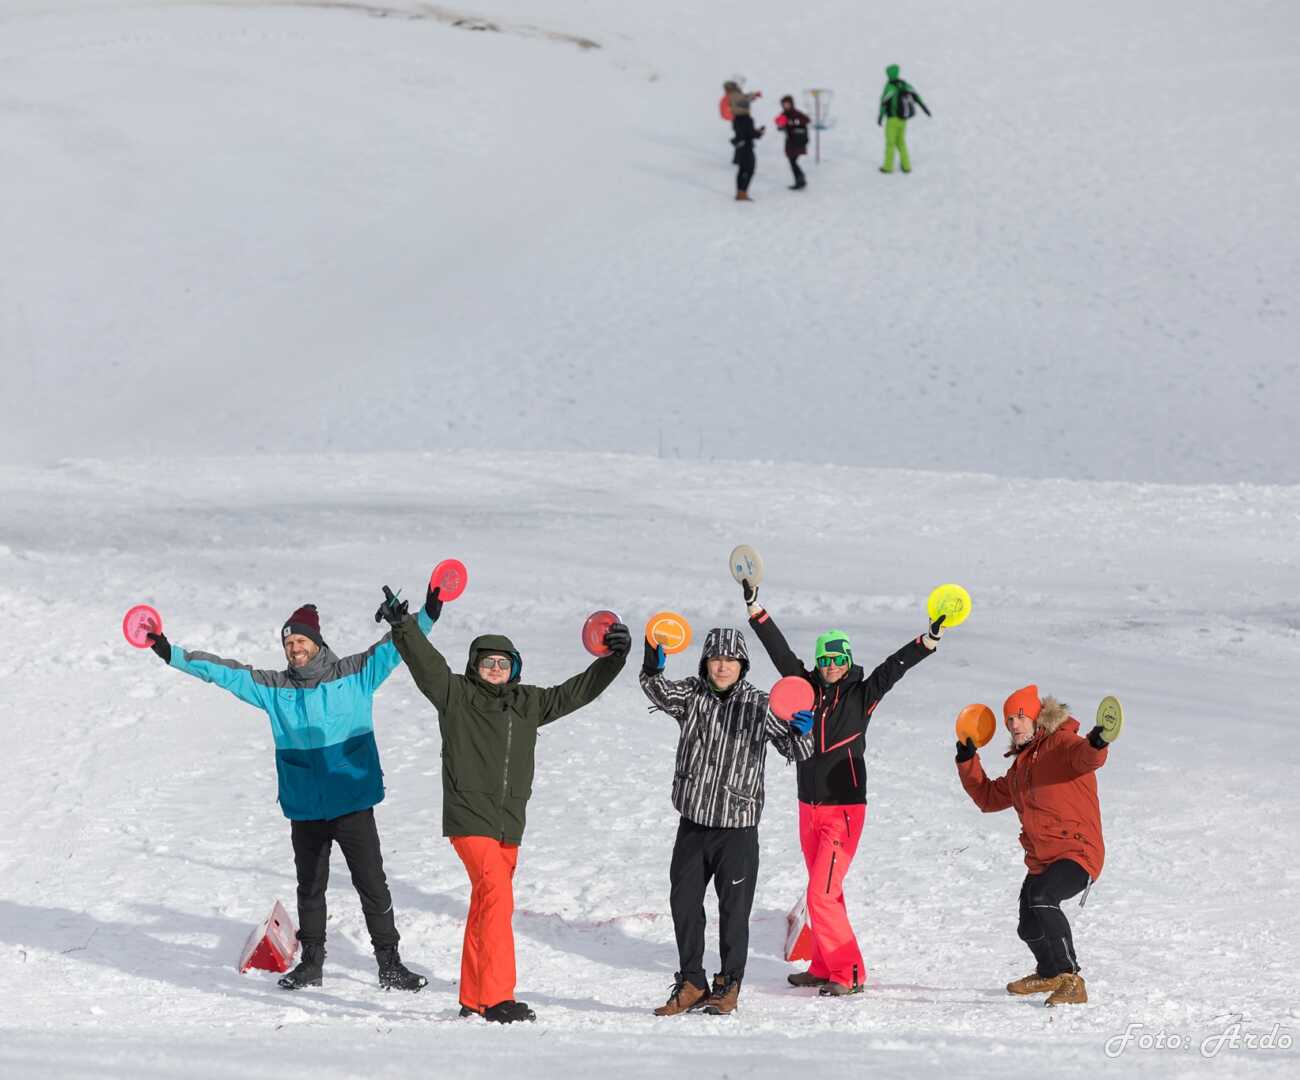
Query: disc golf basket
802 88 834 163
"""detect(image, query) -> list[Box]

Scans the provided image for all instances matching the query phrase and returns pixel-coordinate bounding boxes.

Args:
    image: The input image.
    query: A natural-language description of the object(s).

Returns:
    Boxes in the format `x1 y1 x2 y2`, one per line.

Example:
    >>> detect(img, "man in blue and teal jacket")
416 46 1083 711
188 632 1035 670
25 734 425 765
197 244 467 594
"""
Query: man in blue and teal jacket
145 590 441 993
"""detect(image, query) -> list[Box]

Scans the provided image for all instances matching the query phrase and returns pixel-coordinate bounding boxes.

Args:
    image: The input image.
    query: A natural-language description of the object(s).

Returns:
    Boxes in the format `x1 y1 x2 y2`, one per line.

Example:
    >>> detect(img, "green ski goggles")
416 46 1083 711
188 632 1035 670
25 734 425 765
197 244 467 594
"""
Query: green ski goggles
816 654 851 668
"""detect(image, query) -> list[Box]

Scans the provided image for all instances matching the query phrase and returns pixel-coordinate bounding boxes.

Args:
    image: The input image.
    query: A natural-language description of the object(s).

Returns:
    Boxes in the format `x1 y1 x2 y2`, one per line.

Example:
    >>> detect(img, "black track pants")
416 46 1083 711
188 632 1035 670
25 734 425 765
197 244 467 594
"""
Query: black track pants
787 151 805 186
1017 858 1091 977
668 817 759 988
291 807 399 948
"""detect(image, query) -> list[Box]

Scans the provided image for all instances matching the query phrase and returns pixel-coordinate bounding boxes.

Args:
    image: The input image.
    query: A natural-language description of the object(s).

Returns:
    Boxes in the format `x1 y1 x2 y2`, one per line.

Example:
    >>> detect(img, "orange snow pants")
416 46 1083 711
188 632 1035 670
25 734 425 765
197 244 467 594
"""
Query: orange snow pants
799 801 868 988
451 835 520 1011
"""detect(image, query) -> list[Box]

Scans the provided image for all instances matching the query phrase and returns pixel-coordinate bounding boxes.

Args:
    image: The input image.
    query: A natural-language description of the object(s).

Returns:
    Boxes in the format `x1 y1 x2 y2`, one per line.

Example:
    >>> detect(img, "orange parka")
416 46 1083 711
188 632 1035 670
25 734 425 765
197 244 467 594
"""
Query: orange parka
957 699 1107 880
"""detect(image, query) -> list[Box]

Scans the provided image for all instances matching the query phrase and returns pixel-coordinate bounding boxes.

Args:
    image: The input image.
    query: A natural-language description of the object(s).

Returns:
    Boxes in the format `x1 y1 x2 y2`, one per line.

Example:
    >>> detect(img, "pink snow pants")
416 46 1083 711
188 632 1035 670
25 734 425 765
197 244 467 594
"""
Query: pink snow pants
799 801 868 987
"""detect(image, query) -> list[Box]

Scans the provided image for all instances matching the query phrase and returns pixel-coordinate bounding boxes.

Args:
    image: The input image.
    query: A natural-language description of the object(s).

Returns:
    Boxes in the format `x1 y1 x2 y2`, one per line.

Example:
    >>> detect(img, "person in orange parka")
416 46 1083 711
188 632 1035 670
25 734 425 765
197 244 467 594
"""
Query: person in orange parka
955 684 1120 1007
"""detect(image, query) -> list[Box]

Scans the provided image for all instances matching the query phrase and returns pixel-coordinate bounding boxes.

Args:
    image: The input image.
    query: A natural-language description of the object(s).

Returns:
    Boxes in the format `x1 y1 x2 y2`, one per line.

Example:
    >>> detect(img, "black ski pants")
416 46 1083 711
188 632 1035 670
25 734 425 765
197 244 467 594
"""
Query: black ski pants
786 147 805 187
291 807 398 949
668 817 759 989
735 146 756 194
1017 858 1091 977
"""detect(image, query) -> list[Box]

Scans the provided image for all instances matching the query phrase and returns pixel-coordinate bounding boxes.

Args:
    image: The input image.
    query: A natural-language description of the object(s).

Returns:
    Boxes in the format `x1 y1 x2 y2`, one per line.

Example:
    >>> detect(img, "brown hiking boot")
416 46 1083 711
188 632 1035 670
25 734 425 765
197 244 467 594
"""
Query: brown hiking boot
735 192 751 201
787 970 830 988
818 980 865 997
653 974 709 1016
700 975 741 1015
1006 972 1065 995
1045 973 1087 1007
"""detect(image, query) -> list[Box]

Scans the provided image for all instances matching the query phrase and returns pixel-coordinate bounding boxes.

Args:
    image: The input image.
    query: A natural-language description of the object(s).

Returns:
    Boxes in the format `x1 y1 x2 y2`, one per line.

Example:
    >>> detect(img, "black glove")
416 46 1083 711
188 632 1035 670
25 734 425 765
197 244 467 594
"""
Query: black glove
877 116 883 127
643 638 665 677
955 736 976 763
146 631 171 665
375 585 409 627
741 578 759 606
425 586 443 624
1087 726 1108 751
603 622 632 657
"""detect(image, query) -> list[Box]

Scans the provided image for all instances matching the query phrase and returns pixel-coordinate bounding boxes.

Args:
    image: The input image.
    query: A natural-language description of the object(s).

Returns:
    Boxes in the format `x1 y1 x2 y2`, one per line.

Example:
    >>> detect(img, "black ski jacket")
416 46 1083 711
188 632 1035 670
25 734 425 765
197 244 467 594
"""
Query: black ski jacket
749 608 932 805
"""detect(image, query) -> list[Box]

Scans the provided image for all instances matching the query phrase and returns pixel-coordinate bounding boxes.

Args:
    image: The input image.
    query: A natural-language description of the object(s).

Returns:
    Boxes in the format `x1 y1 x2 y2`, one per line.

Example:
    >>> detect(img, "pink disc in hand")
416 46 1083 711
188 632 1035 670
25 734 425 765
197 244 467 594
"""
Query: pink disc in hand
428 559 468 603
582 610 621 657
122 604 164 649
769 675 815 722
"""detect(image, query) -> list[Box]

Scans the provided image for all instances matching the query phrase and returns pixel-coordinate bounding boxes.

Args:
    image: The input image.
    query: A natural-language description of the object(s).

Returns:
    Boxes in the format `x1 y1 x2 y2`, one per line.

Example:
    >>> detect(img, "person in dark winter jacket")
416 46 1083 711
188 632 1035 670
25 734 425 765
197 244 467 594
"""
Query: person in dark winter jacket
732 114 765 201
956 685 1121 1007
385 591 630 1025
640 627 812 1016
142 594 440 994
775 95 811 189
742 579 943 996
877 63 931 173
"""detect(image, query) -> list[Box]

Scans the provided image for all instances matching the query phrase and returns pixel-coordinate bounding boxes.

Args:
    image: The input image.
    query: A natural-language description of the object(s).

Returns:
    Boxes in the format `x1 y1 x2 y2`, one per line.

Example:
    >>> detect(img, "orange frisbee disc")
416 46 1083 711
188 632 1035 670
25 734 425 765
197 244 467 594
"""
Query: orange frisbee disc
955 703 997 748
644 611 693 654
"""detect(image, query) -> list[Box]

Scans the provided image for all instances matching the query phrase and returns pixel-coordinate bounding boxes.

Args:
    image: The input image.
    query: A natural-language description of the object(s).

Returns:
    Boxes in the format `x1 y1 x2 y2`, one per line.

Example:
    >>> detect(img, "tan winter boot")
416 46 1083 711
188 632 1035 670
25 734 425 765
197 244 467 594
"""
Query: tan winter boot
735 191 751 201
1045 973 1087 1007
1006 972 1065 995
653 974 709 1016
700 975 741 1015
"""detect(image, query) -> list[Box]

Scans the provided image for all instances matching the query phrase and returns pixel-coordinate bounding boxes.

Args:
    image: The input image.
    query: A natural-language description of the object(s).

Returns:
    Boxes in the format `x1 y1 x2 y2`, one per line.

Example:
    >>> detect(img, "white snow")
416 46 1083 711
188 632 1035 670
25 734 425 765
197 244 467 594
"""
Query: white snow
1 1 1299 1077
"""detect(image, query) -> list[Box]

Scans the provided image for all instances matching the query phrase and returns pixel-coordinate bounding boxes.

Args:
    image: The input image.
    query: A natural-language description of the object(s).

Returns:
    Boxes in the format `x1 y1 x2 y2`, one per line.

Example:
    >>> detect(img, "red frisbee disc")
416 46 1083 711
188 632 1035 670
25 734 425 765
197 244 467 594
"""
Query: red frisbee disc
122 604 164 649
428 559 468 602
769 676 815 722
582 610 621 657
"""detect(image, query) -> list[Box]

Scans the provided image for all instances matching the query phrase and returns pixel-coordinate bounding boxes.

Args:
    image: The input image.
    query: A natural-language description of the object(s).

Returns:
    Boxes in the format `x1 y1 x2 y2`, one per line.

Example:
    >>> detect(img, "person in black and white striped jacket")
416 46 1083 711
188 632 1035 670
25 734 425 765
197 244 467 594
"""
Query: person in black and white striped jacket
640 627 812 1017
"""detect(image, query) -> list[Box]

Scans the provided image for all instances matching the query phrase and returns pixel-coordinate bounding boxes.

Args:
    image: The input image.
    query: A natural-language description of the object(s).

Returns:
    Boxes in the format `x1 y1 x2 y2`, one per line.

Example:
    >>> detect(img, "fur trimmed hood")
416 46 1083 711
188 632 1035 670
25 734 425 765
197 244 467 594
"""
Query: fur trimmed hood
1037 696 1070 734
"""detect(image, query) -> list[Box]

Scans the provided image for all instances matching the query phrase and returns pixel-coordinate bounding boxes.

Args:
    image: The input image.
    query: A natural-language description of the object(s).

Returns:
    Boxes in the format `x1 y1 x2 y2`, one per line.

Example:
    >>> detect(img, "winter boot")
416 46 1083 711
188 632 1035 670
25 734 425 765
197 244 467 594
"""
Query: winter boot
1045 973 1087 1007
735 191 752 201
787 970 830 988
277 942 325 990
375 945 427 992
700 974 741 1016
819 980 865 997
483 999 536 1024
458 1005 481 1019
653 973 709 1016
1006 972 1064 995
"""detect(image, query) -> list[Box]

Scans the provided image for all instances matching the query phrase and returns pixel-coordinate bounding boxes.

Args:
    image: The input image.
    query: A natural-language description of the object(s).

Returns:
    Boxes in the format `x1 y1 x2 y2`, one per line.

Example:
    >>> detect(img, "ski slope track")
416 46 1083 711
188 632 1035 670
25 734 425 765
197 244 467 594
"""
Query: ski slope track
2 1 1299 1077
2 0 1298 481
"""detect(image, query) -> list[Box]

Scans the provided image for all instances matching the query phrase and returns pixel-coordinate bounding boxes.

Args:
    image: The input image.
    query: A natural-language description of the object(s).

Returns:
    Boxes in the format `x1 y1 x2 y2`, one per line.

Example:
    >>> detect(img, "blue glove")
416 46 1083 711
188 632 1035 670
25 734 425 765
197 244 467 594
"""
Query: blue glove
790 709 814 736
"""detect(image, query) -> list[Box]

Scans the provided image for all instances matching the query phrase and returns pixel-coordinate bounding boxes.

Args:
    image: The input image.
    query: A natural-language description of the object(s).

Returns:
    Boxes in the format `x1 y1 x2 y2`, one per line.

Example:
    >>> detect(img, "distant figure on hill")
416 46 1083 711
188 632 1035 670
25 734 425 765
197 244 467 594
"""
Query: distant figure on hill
877 64 931 174
775 96 812 190
732 113 765 202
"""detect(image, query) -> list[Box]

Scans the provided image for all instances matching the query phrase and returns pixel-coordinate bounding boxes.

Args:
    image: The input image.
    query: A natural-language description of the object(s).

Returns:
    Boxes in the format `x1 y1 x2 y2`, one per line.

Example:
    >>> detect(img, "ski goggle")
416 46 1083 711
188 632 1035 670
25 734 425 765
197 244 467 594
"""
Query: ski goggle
816 654 851 668
478 656 513 671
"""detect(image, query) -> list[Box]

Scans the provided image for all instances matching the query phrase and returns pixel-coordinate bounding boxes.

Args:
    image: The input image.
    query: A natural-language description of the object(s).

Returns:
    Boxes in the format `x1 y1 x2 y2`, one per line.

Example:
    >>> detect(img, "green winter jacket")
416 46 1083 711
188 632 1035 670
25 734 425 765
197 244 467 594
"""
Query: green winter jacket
392 619 625 844
879 65 930 122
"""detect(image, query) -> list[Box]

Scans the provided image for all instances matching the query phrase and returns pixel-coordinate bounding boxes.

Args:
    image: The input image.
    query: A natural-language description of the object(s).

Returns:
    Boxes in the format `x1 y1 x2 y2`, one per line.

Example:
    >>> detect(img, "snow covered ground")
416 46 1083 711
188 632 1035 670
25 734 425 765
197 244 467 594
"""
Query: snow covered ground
2 0 1299 1076
2 451 1298 1077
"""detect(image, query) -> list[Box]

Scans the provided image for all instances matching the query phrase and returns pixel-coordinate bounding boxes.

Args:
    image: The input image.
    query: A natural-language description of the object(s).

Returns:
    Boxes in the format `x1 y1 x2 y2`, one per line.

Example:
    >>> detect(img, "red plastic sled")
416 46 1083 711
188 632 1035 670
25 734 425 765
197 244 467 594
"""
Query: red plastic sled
237 899 298 974
429 558 468 602
122 604 163 649
769 676 814 722
582 610 621 657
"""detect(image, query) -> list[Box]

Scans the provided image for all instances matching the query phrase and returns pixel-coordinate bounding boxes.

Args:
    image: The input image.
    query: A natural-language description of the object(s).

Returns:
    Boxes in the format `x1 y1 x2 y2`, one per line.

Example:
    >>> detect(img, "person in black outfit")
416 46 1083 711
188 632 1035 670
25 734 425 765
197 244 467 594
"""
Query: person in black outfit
732 115 764 201
775 96 811 190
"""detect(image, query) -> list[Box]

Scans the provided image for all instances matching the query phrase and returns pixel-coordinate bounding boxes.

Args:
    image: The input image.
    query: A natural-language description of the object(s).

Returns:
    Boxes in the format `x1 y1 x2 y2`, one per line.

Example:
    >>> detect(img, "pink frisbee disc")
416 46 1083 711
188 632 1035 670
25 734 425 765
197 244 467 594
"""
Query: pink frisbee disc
769 675 815 722
122 604 164 649
582 610 621 657
428 558 468 602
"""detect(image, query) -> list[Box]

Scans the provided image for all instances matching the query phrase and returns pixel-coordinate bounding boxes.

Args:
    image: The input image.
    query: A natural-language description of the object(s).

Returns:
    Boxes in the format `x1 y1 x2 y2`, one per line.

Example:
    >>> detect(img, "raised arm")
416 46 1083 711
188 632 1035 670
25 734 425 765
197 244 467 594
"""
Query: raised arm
340 605 435 695
638 639 697 724
746 604 811 679
537 651 627 727
861 632 936 715
391 613 455 713
957 750 1013 812
167 644 273 710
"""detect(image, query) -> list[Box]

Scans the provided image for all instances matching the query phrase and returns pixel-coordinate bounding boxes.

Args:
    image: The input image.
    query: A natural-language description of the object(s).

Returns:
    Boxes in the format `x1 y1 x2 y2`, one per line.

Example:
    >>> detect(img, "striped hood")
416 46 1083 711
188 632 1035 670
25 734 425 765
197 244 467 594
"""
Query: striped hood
697 627 751 686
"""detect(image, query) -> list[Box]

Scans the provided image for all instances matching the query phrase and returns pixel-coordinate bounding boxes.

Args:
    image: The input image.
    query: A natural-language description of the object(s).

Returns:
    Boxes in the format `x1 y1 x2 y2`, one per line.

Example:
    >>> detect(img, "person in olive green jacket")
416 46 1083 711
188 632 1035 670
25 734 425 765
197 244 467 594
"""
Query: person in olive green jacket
384 589 630 1024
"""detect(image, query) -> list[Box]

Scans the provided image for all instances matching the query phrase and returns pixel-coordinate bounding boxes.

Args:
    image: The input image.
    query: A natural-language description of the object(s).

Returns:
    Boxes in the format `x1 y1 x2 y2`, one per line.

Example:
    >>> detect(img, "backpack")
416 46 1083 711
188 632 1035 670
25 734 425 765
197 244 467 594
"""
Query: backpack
719 94 733 121
896 84 916 120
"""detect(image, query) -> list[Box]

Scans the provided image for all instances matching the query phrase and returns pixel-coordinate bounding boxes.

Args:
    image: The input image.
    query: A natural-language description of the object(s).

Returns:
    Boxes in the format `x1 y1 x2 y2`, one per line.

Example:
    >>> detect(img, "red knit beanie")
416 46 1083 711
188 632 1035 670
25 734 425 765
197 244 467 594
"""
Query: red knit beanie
282 604 324 648
1003 684 1041 725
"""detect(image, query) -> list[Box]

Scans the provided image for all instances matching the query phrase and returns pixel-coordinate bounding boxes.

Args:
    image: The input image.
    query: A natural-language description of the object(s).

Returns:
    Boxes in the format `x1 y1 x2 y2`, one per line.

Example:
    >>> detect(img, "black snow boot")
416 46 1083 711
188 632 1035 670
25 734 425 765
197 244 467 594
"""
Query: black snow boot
375 945 428 992
483 999 536 1024
278 943 325 990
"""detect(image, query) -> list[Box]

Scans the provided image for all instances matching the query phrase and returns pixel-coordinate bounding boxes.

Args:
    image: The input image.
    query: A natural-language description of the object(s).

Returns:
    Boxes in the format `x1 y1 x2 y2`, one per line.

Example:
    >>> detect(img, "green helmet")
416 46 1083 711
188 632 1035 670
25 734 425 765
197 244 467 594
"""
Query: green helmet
815 630 853 666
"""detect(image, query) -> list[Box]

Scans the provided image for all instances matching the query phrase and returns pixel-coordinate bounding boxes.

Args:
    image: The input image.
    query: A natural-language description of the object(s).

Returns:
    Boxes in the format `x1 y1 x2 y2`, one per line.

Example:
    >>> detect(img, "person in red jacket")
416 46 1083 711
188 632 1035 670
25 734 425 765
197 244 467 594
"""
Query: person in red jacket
743 580 944 996
774 95 811 190
956 684 1123 1007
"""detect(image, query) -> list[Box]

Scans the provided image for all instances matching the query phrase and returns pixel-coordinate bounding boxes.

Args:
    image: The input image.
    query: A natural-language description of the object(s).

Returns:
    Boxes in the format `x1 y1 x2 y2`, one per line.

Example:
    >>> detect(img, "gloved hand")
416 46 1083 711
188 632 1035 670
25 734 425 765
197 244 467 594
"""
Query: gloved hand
146 631 171 665
955 736 976 763
425 586 443 624
1087 726 1109 751
741 578 759 606
790 709 814 736
643 638 666 676
375 585 409 627
603 622 632 657
877 116 883 127
924 613 946 649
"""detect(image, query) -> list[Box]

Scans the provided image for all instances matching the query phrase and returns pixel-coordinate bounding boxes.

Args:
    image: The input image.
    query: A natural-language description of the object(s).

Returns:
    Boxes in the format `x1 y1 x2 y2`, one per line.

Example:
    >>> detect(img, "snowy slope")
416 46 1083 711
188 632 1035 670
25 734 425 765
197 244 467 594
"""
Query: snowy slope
2 0 1298 481
1 450 1298 1078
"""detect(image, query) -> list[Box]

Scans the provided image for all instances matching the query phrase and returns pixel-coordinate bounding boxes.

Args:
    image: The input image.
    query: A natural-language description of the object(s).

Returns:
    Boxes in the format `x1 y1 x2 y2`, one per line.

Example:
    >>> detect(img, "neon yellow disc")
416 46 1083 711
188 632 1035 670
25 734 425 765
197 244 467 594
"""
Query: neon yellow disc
927 583 972 628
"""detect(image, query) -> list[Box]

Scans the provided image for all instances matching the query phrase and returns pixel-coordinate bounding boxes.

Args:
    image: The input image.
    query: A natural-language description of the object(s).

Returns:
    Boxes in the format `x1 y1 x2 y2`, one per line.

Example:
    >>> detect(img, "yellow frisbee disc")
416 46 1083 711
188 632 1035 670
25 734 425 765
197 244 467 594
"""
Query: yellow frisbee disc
927 583 972 628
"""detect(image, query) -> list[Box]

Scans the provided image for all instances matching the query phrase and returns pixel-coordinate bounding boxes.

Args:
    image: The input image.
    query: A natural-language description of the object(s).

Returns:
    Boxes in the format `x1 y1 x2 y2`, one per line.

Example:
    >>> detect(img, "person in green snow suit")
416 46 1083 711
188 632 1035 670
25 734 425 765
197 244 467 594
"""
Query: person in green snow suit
383 589 630 1024
878 63 931 173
